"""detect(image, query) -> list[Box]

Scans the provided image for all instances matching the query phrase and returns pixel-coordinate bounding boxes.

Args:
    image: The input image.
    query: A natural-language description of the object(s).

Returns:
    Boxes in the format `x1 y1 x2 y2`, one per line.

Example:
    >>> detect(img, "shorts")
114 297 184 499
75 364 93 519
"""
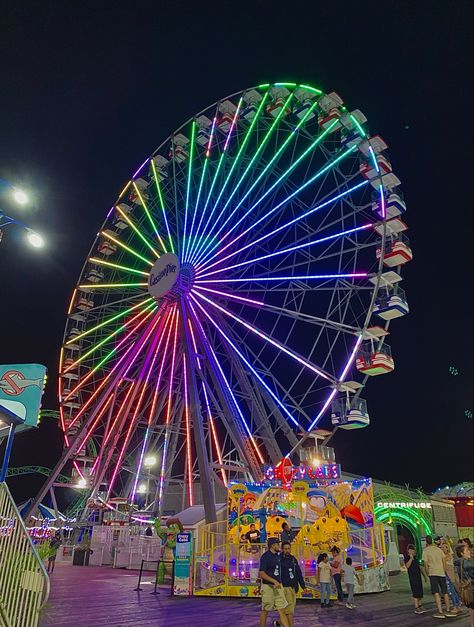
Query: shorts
429 575 448 596
283 587 297 614
408 575 423 599
261 584 288 611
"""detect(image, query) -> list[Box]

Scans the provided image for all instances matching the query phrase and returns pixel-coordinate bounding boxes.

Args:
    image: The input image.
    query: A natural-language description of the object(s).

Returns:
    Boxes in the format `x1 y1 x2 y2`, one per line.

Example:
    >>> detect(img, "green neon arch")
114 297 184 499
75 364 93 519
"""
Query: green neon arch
375 506 433 555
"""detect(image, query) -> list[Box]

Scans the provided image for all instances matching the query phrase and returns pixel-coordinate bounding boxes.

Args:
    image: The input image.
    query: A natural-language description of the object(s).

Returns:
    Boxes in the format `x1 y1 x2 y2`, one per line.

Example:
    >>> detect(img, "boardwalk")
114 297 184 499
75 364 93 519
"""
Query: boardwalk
39 565 470 627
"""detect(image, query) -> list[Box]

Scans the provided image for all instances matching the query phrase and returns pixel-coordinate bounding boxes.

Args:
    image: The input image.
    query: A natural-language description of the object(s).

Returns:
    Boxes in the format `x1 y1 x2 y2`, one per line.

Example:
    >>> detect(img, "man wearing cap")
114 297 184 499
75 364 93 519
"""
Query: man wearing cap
259 538 290 627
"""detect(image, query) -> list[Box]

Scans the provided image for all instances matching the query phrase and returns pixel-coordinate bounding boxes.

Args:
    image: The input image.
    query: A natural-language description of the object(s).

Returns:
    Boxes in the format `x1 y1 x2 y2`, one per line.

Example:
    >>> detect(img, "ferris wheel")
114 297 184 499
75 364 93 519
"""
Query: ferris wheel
50 82 411 519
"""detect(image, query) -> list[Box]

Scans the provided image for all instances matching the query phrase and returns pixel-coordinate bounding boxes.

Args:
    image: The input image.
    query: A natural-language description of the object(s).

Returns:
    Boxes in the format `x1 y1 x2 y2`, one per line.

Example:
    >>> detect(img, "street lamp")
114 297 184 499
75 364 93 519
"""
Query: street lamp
143 455 157 508
12 188 28 205
0 178 44 248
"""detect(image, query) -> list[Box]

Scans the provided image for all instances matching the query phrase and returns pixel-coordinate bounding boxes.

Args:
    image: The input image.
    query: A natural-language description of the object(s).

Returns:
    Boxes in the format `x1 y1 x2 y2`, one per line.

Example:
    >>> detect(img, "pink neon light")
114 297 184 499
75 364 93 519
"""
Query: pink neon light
195 273 368 285
182 354 194 506
223 98 242 152
193 285 264 306
206 117 217 158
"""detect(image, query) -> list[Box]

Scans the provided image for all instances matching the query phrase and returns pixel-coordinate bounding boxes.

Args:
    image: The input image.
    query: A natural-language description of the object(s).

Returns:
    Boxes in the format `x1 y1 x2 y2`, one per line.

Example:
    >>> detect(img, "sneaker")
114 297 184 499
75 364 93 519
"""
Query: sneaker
433 613 446 619
345 603 353 609
444 611 459 617
272 621 281 627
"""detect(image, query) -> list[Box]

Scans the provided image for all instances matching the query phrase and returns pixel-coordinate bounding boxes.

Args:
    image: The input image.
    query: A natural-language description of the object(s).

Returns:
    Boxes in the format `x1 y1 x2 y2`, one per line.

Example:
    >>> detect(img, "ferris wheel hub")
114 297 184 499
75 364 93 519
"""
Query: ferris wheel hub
147 253 180 300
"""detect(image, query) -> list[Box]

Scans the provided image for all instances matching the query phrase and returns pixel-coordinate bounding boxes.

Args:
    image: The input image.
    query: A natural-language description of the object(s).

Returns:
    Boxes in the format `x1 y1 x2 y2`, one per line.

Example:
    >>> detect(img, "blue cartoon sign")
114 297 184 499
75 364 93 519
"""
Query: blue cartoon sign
0 364 47 435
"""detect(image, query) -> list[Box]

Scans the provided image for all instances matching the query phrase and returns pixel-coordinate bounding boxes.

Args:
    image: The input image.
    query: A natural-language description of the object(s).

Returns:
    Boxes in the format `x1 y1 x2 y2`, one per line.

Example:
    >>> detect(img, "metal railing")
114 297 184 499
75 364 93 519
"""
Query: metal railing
0 482 50 627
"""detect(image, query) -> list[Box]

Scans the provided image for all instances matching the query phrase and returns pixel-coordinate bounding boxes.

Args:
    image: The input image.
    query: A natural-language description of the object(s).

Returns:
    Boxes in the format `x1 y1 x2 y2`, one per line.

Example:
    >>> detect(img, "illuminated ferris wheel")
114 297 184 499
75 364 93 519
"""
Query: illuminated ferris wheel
51 82 411 518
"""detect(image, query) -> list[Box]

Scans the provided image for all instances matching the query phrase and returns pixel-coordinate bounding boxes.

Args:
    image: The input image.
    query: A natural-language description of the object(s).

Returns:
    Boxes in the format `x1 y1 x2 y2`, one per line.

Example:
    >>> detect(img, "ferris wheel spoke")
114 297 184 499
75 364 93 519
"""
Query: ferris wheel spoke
195 144 358 270
185 98 243 264
197 222 373 279
189 91 294 266
181 121 197 262
150 160 175 254
115 205 160 258
187 94 269 266
99 230 154 267
88 257 149 277
131 181 167 252
191 294 302 430
191 291 337 385
130 307 176 501
195 272 367 286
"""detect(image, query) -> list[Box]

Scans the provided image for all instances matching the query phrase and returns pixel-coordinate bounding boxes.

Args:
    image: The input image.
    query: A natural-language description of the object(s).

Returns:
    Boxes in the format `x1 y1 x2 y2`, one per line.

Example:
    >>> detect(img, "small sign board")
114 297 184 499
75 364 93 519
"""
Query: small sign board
173 531 192 596
0 364 47 436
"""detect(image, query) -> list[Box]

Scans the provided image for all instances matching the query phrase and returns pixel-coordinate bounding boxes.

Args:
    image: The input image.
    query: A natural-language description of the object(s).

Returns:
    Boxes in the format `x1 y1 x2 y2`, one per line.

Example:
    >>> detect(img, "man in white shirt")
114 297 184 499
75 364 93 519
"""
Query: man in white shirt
422 535 457 619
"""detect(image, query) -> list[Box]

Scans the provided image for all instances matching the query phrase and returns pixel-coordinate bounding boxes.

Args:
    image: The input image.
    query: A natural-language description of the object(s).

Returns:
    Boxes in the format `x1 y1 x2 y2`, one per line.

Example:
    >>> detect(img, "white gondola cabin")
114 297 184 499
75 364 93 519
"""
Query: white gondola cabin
218 100 237 131
376 233 413 267
98 231 117 256
152 154 169 181
266 87 291 118
356 341 395 376
242 89 262 121
374 287 409 320
331 397 370 430
169 134 189 163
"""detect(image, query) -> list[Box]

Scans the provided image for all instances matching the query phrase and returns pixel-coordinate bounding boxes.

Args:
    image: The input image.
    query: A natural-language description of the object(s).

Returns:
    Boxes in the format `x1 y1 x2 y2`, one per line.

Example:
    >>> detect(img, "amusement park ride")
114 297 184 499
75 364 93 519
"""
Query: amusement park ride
25 81 412 558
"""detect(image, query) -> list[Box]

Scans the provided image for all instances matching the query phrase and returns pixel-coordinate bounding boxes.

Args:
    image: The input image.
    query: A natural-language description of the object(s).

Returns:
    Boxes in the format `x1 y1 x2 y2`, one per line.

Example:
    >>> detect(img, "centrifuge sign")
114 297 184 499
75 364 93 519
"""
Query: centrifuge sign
148 253 180 299
376 501 432 509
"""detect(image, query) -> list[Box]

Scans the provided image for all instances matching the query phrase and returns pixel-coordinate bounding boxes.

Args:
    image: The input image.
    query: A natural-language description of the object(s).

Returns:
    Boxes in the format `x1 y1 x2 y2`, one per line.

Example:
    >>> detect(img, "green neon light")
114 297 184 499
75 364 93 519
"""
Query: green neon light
89 257 149 277
67 300 156 368
79 282 148 289
191 92 295 265
66 298 154 344
150 159 175 254
300 84 323 95
375 508 433 536
116 205 160 258
132 182 167 253
274 82 297 87
102 231 154 267
182 120 196 259
187 93 269 263
350 113 367 138
258 83 270 88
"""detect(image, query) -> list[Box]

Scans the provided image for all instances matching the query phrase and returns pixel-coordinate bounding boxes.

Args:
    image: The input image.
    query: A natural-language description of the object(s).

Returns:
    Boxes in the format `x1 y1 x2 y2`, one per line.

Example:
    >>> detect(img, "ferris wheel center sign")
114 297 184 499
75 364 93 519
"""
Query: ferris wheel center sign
148 253 180 299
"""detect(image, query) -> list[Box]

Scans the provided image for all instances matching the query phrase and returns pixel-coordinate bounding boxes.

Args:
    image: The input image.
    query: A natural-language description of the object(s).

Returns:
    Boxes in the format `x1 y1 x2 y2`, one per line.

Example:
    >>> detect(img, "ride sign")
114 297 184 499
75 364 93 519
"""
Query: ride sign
148 253 180 299
263 463 341 482
0 364 47 436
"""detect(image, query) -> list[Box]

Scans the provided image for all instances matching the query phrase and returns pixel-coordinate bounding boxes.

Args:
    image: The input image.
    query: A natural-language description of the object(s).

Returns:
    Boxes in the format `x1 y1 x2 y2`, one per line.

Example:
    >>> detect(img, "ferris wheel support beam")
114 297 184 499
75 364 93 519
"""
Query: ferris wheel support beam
180 298 217 523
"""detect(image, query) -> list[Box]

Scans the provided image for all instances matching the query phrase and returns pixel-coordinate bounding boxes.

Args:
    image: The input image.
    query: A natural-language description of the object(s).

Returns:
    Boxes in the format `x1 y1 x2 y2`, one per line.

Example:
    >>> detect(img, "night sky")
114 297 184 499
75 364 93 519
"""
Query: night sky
1 1 472 504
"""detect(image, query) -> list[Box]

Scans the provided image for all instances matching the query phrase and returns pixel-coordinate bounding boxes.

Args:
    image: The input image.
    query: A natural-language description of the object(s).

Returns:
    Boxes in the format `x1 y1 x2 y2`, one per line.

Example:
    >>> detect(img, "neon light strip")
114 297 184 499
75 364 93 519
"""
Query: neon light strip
196 273 367 284
182 353 194 506
64 308 157 429
206 116 217 158
65 298 153 345
73 394 114 458
185 99 243 264
187 317 227 487
115 205 160 258
188 93 269 265
63 301 156 375
118 180 132 198
88 257 149 277
196 181 368 275
181 121 196 262
132 181 167 252
192 296 302 429
150 159 175 254
350 114 366 138
107 314 164 497
193 101 324 266
306 335 363 431
133 158 149 178
187 298 264 464
191 291 335 383
198 223 373 277
130 307 176 501
158 309 180 508
197 144 359 270
300 84 323 95
99 231 154 267
379 184 386 220
79 282 148 289
193 285 264 307
189 92 294 266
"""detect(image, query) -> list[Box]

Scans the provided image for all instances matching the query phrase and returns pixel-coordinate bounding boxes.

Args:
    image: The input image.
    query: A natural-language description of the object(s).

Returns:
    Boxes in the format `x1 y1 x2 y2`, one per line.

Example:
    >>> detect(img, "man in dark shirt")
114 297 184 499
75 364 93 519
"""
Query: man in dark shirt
281 522 296 544
404 544 428 614
245 523 261 543
259 538 290 627
276 541 307 627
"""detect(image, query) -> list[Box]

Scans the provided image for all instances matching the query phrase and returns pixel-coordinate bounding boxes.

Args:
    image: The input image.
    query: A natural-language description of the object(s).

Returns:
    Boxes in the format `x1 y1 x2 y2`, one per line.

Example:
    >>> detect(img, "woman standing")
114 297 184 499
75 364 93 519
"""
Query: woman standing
441 542 463 615
330 546 344 605
317 553 333 609
454 543 474 627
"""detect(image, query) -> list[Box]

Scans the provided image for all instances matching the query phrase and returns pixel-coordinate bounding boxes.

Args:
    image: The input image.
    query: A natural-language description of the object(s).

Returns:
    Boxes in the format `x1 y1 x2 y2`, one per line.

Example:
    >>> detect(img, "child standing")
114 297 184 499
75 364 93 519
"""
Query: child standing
317 553 332 608
342 557 360 609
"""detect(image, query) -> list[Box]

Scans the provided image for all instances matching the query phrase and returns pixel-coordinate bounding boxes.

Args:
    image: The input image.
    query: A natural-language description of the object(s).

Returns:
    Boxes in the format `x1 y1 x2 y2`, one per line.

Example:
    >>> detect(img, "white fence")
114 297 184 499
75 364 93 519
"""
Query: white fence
0 482 50 627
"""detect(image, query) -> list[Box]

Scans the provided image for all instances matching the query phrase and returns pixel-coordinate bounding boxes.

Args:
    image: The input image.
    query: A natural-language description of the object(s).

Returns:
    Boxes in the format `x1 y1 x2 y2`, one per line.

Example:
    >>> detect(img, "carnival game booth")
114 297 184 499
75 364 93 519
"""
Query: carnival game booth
194 464 388 599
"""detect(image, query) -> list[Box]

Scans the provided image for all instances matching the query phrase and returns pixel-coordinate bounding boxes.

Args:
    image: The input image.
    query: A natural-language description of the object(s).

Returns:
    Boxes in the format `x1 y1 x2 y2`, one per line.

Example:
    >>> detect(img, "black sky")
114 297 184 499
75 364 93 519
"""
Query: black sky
1 0 472 503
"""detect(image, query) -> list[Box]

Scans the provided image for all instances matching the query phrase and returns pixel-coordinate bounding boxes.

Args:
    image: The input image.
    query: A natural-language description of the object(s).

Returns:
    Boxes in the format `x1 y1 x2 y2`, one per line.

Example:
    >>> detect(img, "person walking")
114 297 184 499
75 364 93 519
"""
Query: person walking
272 541 307 627
422 535 457 619
281 522 296 544
404 544 428 614
454 543 474 627
317 553 332 609
330 546 344 605
258 538 290 627
342 557 361 609
441 542 463 615
47 531 62 574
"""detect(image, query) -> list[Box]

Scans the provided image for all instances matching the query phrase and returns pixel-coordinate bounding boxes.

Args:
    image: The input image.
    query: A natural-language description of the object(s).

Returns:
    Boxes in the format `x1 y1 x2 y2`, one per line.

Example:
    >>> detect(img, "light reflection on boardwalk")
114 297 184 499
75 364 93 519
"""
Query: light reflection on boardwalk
39 565 469 627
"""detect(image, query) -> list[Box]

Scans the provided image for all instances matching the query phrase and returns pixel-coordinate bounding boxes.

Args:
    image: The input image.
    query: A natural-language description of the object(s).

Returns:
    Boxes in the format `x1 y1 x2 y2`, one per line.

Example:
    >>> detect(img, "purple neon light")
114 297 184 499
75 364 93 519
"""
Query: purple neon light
191 295 302 429
193 285 264 307
197 223 373 278
133 158 150 178
196 272 368 284
194 180 369 275
190 291 335 383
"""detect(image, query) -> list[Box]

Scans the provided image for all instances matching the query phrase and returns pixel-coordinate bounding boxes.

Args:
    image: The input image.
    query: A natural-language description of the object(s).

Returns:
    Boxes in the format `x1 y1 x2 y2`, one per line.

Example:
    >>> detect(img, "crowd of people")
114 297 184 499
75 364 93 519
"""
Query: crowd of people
405 535 474 623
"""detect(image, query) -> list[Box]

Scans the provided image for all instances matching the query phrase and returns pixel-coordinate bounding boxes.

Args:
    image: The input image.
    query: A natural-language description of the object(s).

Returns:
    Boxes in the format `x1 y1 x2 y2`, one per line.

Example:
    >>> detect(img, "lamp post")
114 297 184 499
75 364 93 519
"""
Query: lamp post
0 179 44 248
143 455 157 509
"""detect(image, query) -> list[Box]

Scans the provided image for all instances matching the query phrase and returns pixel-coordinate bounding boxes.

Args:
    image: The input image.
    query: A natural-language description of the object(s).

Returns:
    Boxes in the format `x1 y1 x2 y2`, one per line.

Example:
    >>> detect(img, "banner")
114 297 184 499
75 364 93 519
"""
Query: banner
173 531 193 596
0 364 47 436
